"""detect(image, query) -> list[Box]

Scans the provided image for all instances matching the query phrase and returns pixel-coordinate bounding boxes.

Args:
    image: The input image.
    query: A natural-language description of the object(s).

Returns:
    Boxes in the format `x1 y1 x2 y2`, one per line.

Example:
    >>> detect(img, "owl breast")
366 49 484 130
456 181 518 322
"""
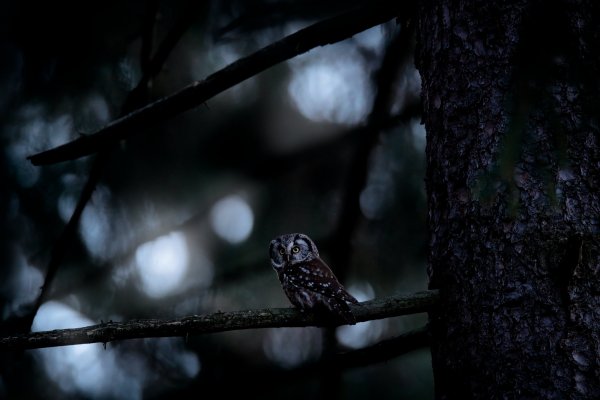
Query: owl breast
281 272 323 309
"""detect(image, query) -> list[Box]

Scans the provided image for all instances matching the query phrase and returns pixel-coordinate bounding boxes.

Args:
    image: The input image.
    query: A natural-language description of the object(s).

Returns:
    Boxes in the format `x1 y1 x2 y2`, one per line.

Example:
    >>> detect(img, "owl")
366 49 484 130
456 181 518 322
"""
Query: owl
269 233 359 325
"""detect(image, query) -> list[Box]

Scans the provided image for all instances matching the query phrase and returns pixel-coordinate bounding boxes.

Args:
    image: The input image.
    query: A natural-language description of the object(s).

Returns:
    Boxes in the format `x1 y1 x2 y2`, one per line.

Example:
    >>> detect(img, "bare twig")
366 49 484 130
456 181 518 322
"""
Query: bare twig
24 152 108 330
0 290 438 351
28 1 411 165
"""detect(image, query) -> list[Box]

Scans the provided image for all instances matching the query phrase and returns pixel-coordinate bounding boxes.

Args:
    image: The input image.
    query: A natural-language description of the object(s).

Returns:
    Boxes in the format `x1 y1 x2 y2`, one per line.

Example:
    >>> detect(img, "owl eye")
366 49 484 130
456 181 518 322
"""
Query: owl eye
292 246 300 254
278 249 285 255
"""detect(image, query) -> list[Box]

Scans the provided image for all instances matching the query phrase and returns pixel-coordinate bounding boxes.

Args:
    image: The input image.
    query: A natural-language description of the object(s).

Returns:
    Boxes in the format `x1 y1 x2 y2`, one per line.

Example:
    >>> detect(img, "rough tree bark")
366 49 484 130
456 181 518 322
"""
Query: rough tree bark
416 0 600 398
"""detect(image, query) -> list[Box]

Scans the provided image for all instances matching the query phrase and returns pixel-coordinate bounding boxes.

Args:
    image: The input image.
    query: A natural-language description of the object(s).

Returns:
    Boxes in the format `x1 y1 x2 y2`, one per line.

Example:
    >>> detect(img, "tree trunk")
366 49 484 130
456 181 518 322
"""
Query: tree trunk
416 0 600 398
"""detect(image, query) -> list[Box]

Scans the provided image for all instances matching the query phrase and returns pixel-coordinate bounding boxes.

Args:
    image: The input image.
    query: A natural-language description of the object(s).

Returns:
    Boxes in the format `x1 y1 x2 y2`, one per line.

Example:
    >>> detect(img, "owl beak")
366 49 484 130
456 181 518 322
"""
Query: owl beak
285 254 290 263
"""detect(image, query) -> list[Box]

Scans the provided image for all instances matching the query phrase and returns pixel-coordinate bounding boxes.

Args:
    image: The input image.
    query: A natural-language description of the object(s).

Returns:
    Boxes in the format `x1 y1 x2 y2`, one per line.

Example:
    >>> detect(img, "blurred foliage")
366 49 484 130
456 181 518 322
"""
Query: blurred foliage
0 0 429 398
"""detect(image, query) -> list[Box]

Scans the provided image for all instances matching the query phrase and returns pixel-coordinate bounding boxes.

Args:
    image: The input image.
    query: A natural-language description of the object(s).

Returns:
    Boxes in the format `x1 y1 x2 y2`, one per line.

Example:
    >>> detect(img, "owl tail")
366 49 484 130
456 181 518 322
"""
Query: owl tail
325 297 357 325
340 289 359 305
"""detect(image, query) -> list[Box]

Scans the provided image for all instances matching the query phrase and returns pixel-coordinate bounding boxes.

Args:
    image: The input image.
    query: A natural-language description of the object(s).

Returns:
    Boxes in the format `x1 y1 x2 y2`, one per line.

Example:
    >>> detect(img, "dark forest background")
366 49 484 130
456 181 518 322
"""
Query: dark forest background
0 1 430 398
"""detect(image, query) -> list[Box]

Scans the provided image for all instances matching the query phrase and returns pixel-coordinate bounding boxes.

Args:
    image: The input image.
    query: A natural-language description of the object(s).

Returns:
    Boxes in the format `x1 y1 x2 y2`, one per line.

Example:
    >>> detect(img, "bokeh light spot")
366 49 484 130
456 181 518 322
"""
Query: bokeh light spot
4 106 72 188
288 44 373 125
135 231 189 298
2 251 43 319
80 185 112 260
32 301 142 399
263 327 322 369
336 283 386 349
180 351 201 378
353 25 386 55
209 195 254 244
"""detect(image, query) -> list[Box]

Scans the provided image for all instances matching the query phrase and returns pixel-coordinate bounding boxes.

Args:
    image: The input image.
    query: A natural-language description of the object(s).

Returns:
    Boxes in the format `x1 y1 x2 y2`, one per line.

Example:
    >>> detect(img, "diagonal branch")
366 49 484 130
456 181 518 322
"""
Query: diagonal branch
0 290 438 351
27 1 412 165
12 2 202 334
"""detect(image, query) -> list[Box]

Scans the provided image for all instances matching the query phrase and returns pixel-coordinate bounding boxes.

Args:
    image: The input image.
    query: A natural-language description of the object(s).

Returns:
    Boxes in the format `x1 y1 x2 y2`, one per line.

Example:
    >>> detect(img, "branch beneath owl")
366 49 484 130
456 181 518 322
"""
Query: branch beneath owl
0 290 438 351
27 0 414 165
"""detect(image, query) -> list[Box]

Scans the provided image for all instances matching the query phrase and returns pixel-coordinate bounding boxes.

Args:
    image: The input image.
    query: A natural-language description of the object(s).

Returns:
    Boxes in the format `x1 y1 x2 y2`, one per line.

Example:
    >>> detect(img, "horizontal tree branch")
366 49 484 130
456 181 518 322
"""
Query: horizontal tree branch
27 1 411 165
0 290 438 351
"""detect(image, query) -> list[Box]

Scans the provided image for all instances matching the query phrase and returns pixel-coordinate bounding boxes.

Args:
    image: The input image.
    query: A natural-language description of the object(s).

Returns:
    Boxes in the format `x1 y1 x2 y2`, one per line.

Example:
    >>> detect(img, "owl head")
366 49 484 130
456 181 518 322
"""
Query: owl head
269 233 320 270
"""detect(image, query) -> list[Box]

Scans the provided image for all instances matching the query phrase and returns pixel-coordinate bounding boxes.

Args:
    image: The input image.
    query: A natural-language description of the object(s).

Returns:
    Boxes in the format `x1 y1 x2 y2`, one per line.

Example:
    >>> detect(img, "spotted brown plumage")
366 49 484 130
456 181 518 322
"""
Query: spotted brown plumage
269 233 359 324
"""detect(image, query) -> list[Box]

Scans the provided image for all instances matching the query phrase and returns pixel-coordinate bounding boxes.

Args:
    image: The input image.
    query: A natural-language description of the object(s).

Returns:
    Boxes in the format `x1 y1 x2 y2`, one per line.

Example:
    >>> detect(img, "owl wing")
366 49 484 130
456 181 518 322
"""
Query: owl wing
285 258 359 305
283 258 358 324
